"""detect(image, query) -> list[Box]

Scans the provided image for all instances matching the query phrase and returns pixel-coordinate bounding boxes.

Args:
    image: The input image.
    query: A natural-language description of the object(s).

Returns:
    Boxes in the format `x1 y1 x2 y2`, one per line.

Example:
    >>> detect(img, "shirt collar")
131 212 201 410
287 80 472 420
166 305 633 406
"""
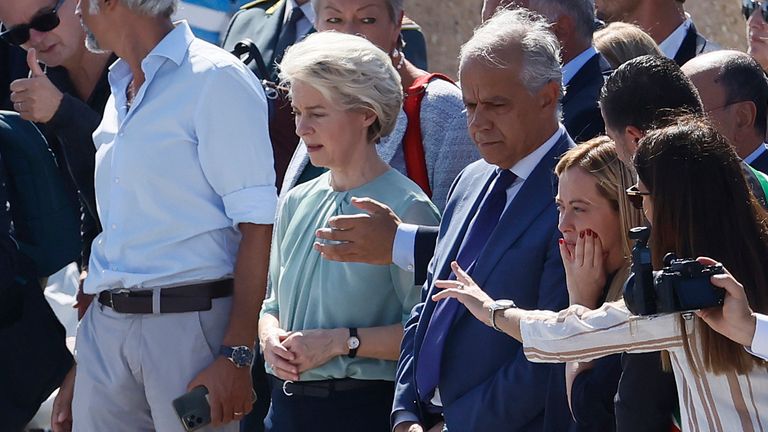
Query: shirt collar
562 46 598 86
285 0 316 25
745 142 768 164
506 124 566 181
658 16 692 59
108 21 193 81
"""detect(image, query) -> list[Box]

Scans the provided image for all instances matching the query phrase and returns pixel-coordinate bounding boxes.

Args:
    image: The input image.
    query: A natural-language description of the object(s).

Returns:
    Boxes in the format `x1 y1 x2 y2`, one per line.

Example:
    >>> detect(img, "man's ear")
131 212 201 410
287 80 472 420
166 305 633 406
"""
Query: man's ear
538 79 561 113
734 100 758 130
625 125 645 155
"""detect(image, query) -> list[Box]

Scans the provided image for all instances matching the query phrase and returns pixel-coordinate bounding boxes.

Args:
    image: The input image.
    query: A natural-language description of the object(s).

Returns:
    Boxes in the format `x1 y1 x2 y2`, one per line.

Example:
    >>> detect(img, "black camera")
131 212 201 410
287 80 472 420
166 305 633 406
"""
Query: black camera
623 227 725 316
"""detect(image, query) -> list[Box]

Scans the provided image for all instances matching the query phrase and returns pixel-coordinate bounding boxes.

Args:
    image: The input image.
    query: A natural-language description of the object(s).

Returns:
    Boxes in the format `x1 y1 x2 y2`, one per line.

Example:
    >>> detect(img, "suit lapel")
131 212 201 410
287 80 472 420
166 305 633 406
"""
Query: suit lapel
466 134 572 293
673 22 699 66
256 0 287 70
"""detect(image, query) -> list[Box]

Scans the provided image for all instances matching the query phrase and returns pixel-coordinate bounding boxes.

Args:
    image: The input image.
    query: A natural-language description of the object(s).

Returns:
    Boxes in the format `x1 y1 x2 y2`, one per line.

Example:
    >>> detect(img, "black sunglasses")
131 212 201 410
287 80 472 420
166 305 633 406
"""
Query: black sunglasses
743 0 768 21
0 0 67 47
626 185 651 210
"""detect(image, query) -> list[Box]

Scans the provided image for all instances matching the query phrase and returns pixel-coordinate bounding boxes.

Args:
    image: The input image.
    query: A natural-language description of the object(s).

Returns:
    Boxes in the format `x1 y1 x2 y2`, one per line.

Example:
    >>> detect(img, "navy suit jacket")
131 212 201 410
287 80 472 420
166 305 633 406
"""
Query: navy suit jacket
393 132 574 431
562 53 611 143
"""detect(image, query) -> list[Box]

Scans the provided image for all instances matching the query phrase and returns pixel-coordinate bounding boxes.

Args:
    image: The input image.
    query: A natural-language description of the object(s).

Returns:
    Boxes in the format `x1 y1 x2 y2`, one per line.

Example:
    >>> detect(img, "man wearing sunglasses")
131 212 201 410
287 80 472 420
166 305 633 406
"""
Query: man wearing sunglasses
743 0 768 70
0 0 113 309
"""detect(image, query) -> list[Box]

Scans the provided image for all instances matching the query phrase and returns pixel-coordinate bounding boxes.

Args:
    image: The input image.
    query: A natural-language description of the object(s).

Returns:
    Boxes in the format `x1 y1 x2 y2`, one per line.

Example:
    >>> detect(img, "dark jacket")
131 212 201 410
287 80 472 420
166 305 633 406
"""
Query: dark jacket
562 52 612 143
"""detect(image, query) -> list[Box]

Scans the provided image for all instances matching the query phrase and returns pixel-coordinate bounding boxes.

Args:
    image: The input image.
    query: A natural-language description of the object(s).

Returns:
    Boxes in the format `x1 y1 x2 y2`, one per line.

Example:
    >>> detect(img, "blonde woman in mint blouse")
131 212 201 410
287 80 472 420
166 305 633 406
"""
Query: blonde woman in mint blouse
258 32 440 432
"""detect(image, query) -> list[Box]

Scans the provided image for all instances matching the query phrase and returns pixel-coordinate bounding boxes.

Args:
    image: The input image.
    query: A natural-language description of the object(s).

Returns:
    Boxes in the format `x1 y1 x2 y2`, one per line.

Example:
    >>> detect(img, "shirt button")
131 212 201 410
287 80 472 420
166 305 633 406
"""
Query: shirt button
118 132 124 137
114 177 120 184
407 265 414 271
111 224 117 229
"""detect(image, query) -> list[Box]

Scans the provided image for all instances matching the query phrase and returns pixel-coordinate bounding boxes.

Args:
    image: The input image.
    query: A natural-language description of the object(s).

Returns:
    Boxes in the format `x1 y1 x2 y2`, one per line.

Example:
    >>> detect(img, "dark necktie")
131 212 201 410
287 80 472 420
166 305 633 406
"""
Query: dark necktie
273 6 305 71
415 169 517 403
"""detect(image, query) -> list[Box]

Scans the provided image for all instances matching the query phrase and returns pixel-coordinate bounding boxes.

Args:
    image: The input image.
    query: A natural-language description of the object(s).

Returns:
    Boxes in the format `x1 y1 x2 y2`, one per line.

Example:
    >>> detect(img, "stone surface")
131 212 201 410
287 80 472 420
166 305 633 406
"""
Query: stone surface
407 0 748 77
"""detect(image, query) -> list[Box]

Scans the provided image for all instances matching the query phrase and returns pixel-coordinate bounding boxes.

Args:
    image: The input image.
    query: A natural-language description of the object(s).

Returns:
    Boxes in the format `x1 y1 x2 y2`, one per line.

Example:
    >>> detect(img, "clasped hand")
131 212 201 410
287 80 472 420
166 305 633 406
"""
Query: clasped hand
262 328 345 381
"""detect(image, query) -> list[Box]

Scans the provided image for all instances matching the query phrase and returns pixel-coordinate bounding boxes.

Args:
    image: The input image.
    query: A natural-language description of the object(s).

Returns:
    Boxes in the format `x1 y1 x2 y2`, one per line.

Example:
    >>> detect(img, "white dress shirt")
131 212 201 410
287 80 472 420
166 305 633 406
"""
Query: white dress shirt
392 125 566 272
562 46 598 86
284 0 316 40
84 22 277 294
658 17 692 60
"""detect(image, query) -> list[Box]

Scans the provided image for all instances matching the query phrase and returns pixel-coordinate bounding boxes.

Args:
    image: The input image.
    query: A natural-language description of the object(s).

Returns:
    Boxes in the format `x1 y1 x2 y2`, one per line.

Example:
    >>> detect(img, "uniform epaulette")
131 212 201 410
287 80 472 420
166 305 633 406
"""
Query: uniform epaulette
240 0 280 12
402 16 422 31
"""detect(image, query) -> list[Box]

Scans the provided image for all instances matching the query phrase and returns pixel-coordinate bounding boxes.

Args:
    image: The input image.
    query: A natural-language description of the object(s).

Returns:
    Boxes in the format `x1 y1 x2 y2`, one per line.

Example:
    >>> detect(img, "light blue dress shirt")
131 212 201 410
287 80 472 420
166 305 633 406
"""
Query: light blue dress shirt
85 22 277 294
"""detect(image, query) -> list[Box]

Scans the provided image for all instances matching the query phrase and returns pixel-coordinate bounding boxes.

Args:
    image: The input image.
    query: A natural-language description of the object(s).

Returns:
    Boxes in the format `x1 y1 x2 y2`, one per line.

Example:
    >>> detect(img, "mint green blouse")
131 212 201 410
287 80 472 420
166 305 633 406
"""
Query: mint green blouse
262 169 440 382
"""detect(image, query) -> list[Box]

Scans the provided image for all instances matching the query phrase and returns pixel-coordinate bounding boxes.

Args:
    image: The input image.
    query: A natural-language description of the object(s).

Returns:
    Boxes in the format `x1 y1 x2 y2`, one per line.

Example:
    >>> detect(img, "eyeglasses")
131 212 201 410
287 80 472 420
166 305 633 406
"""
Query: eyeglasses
626 184 651 210
743 0 768 21
0 0 67 47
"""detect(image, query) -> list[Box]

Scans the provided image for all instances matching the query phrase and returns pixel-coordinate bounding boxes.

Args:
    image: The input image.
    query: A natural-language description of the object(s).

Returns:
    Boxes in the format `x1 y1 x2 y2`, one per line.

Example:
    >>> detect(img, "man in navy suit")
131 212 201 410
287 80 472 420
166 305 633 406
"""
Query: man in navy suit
392 9 572 432
595 0 719 65
530 0 611 143
682 50 768 174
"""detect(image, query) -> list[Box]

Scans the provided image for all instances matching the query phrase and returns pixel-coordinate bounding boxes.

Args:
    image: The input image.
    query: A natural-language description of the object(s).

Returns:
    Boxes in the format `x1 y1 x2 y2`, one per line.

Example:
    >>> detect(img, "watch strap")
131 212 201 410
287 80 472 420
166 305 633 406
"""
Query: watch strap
348 327 359 359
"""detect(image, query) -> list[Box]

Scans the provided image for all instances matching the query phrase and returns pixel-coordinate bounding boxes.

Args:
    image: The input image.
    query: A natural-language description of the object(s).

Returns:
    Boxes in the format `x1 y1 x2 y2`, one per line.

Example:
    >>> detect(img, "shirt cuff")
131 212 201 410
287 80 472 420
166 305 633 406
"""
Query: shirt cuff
748 313 768 361
221 185 278 226
393 223 418 272
392 410 420 431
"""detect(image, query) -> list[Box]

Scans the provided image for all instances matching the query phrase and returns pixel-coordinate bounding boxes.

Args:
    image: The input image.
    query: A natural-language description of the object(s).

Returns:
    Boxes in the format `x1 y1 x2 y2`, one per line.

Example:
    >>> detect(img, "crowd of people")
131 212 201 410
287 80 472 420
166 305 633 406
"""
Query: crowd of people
1 0 768 431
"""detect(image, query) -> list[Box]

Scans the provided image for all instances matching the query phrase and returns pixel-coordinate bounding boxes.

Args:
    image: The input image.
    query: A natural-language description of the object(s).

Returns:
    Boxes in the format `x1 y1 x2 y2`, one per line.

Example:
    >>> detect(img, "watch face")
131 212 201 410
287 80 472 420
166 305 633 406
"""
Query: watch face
493 300 516 309
232 346 254 367
347 336 360 350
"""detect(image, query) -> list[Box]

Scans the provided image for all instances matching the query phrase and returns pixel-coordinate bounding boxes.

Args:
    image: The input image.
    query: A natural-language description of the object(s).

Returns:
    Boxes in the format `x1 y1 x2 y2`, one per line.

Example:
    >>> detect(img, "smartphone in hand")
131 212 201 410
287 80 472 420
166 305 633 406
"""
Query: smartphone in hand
173 386 211 431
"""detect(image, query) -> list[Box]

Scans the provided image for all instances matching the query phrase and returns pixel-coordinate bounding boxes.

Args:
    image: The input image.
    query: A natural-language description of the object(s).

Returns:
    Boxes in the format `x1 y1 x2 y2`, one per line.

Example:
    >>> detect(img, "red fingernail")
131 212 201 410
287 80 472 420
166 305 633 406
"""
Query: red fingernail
586 229 592 236
579 231 585 238
558 238 564 245
593 232 599 238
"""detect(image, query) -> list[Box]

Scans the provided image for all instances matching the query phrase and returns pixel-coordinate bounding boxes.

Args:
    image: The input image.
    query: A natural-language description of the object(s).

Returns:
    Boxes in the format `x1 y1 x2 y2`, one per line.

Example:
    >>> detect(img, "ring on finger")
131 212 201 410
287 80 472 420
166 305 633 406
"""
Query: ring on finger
456 283 465 290
234 412 244 416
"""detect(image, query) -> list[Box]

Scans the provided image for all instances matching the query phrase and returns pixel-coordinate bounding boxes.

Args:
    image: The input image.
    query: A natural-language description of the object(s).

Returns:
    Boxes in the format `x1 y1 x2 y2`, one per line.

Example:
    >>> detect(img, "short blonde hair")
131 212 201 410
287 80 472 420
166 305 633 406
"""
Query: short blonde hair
278 32 403 143
555 136 645 301
594 22 662 69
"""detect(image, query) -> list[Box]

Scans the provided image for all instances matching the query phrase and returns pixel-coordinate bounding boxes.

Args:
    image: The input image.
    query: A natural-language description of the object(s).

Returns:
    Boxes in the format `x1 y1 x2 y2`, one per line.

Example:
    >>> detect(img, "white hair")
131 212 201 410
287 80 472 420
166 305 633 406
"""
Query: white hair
278 31 403 143
310 0 403 23
90 0 177 17
530 0 596 42
459 8 563 96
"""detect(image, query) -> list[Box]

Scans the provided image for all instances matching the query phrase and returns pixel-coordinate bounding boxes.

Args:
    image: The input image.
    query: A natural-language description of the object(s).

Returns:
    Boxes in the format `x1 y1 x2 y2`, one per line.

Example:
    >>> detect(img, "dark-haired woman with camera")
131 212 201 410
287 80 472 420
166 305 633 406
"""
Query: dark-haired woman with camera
434 117 768 431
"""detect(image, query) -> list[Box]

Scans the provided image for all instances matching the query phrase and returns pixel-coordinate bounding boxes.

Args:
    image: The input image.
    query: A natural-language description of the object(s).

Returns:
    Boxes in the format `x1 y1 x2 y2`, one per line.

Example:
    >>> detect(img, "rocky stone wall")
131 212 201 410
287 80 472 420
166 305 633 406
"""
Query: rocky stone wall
407 0 748 78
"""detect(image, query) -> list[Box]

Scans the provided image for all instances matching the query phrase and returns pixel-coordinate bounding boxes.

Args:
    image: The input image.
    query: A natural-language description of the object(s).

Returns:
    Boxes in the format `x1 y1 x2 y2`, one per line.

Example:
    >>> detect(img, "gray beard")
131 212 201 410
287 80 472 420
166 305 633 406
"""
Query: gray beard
83 24 107 54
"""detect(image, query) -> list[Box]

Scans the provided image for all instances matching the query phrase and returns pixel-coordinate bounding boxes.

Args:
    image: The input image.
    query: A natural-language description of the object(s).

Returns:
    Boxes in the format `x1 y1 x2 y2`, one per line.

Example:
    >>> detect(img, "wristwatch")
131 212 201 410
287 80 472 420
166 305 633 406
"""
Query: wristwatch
219 345 255 368
488 300 517 332
347 328 360 358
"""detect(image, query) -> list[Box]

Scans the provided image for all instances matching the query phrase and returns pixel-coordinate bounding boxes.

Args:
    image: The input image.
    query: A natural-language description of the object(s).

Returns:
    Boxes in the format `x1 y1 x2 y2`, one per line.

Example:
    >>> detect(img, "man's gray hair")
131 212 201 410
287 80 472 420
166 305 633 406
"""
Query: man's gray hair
530 0 596 42
459 8 563 96
310 0 403 23
91 0 177 17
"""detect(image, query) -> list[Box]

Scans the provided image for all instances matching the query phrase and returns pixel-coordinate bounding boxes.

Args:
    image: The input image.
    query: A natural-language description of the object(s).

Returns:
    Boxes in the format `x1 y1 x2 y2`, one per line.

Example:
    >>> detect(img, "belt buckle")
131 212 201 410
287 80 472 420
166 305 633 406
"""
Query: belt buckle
282 380 294 397
108 289 131 309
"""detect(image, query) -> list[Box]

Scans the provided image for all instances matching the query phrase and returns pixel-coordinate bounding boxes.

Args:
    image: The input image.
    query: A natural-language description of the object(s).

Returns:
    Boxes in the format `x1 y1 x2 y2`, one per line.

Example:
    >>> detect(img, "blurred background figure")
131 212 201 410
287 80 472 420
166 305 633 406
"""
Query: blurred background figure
594 22 663 68
742 0 768 69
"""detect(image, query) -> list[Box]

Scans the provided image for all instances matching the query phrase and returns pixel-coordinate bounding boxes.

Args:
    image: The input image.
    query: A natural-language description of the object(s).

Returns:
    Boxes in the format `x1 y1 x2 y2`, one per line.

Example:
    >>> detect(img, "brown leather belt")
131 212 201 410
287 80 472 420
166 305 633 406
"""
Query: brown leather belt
97 279 233 314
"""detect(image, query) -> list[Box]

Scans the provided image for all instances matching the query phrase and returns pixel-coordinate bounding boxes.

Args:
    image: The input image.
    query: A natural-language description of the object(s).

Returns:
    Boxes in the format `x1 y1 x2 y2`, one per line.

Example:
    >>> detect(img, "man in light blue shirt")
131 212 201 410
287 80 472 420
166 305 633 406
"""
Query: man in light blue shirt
54 0 276 430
